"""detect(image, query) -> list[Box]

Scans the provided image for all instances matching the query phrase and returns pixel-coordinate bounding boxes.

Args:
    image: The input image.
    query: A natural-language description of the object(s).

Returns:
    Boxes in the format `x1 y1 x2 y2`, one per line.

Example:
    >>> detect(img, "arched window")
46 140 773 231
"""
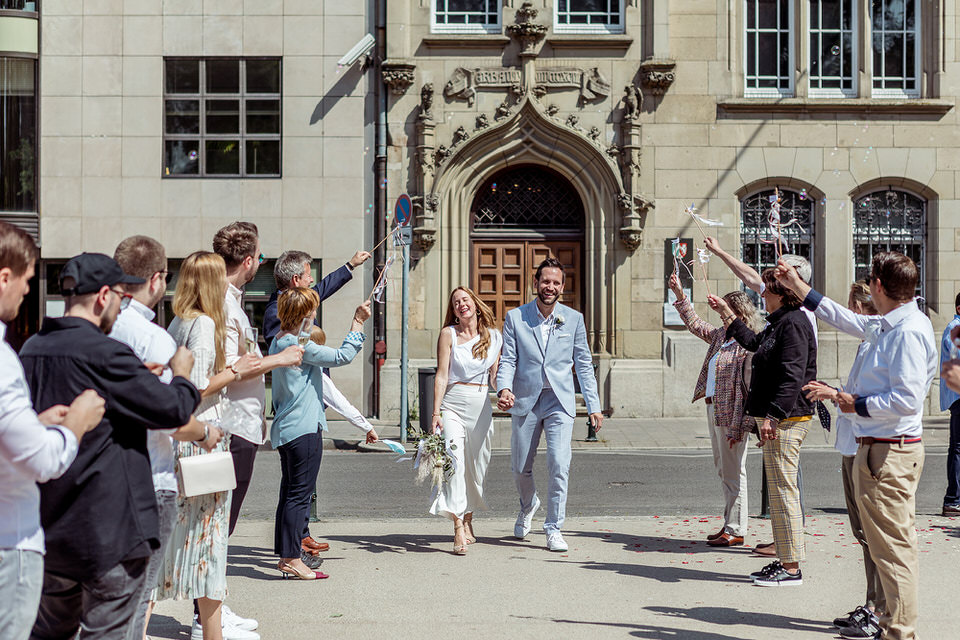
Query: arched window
853 189 926 300
740 187 815 278
472 165 584 233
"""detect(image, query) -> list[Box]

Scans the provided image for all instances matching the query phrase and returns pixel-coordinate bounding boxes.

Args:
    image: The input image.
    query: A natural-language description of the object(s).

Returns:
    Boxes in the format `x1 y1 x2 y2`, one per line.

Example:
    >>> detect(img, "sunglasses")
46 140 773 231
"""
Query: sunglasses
110 288 134 311
258 253 265 265
157 270 173 285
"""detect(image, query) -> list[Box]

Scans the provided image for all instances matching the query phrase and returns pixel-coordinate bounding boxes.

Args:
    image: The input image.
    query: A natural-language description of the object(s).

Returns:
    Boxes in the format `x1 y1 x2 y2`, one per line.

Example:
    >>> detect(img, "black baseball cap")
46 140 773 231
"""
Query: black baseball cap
59 252 145 296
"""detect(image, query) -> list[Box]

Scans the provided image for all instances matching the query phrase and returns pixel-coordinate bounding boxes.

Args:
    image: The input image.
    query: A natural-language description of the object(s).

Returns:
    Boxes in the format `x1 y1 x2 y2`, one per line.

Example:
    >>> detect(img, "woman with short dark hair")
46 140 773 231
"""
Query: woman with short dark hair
708 267 817 586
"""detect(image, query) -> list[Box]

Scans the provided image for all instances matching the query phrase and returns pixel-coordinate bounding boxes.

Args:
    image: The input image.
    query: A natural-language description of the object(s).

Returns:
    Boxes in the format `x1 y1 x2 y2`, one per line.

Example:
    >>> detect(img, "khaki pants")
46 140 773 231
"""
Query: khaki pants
707 404 748 536
854 441 924 640
759 417 809 563
841 455 885 613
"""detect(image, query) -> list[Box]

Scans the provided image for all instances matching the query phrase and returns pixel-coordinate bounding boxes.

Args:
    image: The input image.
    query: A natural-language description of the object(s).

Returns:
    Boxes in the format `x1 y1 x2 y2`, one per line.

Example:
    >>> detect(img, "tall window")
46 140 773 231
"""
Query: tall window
740 188 815 278
853 189 925 300
432 0 500 33
555 0 624 33
163 58 281 178
0 57 36 212
744 0 794 96
0 1 38 9
872 0 919 96
808 0 856 96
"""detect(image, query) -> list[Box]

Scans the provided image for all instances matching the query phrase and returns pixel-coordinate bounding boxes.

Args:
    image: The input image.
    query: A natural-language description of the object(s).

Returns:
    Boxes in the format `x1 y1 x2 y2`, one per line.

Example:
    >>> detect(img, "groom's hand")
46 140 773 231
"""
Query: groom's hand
589 412 603 432
497 389 515 411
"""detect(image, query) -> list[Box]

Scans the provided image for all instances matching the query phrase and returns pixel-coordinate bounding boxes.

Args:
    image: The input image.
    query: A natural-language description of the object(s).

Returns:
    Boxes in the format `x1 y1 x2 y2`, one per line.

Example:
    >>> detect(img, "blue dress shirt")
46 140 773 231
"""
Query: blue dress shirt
940 314 960 411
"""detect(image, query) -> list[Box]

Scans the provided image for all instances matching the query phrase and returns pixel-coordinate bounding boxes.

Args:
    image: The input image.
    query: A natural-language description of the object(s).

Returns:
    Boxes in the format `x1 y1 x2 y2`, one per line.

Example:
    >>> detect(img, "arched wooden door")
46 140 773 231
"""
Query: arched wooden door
470 165 584 327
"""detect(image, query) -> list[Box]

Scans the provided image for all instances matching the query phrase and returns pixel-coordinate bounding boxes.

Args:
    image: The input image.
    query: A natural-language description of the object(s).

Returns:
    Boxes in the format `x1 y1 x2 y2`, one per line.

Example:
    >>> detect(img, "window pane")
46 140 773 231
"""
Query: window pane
0 58 37 212
246 140 281 175
740 189 815 286
205 140 240 174
246 99 280 134
883 0 904 30
165 100 200 134
448 0 482 10
165 59 200 94
884 34 904 79
757 34 779 76
852 190 926 302
246 59 280 94
206 60 240 93
164 140 200 175
757 0 778 28
206 99 240 134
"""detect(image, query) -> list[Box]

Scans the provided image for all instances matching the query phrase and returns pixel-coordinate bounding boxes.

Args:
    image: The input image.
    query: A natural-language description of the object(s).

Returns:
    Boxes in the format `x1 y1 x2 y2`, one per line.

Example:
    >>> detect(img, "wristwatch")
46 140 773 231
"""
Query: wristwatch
194 423 210 444
227 363 242 382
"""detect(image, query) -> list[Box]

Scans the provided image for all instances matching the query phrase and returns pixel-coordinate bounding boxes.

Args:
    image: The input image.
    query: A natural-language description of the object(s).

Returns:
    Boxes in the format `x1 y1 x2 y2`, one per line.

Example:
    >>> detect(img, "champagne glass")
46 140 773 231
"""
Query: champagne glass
290 317 312 372
243 327 259 355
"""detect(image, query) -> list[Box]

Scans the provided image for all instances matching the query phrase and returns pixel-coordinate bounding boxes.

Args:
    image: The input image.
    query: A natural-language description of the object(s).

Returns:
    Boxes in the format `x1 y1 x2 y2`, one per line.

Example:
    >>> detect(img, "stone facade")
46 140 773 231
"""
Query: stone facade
379 0 956 420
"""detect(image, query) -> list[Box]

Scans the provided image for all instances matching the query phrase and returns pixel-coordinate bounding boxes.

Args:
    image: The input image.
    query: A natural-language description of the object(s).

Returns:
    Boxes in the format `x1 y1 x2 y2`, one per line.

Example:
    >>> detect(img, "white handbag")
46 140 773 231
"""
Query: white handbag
179 450 237 498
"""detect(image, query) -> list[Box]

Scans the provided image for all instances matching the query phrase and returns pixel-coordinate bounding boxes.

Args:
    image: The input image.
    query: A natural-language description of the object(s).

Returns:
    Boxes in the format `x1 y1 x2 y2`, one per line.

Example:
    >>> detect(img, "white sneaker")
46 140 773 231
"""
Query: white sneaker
513 495 541 539
191 615 261 640
546 532 568 552
222 605 258 631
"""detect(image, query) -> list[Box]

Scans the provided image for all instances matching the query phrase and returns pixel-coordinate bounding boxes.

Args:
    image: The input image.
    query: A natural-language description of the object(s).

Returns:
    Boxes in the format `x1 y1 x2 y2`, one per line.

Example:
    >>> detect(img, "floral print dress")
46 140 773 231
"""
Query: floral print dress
154 314 231 602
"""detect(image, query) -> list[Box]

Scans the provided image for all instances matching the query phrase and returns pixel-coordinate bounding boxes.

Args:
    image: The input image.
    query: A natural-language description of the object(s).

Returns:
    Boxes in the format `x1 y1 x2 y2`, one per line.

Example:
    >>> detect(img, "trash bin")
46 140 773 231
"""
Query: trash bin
418 367 437 435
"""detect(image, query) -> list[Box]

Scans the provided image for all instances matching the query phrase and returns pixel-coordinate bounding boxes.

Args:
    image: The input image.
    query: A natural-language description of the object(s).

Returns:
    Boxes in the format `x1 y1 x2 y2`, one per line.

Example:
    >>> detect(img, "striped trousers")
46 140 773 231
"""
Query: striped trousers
758 416 810 563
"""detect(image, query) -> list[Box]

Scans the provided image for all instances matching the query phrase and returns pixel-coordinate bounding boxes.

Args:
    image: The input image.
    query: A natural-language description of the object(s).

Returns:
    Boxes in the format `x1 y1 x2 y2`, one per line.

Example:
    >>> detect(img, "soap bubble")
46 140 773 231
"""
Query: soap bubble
832 169 840 176
188 150 198 161
799 189 807 200
831 45 841 55
820 197 827 205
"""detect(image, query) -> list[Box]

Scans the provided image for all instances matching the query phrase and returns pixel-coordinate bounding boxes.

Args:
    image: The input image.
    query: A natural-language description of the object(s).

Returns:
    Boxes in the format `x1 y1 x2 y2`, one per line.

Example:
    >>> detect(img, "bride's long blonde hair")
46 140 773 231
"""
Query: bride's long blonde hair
443 286 496 361
172 251 228 372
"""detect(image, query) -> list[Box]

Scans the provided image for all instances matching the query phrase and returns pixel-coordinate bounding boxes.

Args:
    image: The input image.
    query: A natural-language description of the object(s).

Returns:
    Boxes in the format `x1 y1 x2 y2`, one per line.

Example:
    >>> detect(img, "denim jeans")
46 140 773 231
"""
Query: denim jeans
0 548 44 640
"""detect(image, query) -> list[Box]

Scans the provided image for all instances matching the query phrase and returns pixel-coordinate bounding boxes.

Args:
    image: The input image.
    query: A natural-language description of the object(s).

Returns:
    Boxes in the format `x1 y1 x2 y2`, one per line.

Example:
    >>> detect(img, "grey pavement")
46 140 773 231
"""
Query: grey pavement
324 414 953 453
149 514 958 639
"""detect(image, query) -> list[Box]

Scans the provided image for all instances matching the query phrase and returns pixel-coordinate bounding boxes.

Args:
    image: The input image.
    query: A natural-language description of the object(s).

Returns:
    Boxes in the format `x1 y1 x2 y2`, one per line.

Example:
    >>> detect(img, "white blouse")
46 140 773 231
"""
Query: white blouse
447 327 502 385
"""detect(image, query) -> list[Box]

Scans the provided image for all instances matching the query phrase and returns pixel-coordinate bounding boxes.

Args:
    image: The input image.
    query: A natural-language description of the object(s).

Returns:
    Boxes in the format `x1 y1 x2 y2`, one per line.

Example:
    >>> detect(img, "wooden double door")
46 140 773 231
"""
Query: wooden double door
472 240 581 327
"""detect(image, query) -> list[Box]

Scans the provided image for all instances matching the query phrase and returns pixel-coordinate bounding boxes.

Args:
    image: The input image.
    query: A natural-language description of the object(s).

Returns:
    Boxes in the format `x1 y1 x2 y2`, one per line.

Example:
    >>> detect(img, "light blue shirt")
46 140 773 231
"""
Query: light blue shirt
940 315 960 411
269 330 364 447
805 290 937 439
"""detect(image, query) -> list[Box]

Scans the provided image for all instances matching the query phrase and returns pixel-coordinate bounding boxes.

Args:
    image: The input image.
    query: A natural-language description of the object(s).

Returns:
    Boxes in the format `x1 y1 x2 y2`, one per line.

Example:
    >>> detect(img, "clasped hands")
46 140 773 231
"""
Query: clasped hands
803 380 857 413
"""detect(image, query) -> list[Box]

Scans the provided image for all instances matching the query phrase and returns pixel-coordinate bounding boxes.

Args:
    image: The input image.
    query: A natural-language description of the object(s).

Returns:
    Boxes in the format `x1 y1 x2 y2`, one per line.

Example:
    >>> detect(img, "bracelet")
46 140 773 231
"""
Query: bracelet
722 315 735 323
227 363 242 382
432 412 441 417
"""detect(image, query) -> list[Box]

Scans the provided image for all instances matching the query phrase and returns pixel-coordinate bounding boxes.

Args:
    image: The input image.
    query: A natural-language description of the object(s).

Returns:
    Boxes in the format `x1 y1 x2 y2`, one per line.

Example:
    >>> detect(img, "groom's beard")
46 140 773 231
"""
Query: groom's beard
537 290 559 306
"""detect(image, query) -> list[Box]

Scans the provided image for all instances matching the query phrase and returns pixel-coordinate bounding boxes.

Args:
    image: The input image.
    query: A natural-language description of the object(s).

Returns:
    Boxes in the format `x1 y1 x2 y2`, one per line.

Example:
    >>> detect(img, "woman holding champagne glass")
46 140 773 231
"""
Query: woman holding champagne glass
269 287 371 579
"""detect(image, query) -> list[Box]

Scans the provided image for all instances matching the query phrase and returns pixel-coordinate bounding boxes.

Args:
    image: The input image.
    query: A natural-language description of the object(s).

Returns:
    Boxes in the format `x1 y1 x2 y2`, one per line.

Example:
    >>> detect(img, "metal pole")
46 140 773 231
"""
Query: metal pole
400 242 410 443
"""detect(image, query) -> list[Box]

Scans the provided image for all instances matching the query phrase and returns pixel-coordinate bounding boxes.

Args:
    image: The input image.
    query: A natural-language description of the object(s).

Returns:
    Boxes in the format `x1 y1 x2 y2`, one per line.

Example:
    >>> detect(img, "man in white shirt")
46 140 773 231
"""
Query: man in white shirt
776 252 935 640
209 222 302 636
0 222 105 639
110 236 223 640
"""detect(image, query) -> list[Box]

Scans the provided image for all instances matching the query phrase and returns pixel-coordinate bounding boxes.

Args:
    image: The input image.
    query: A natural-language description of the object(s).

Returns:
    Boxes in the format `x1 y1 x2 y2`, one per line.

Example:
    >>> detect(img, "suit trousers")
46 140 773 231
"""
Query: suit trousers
30 557 147 640
841 455 885 613
707 404 748 537
944 400 960 506
228 435 259 537
854 440 924 640
759 416 809 563
274 431 323 559
511 388 574 534
0 548 44 640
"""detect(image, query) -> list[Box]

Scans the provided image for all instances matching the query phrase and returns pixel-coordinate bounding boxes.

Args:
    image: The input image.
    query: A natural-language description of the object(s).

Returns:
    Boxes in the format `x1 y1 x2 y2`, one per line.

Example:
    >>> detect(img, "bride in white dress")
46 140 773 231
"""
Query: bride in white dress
430 287 501 554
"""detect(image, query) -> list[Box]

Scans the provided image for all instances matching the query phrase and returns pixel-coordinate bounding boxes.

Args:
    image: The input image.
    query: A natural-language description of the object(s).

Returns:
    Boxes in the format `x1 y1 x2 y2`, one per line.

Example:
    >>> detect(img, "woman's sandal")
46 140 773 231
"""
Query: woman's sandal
453 523 468 555
278 561 329 580
463 514 477 544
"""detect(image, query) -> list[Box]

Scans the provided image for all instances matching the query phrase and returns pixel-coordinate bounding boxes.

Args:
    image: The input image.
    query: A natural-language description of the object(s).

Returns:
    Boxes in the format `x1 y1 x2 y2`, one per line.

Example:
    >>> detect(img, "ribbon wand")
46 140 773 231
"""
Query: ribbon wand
695 247 712 297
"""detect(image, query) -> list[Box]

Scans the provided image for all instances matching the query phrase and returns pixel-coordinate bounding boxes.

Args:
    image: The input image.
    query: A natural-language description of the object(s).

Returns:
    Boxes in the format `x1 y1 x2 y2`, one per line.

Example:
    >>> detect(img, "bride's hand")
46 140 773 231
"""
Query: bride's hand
431 414 443 434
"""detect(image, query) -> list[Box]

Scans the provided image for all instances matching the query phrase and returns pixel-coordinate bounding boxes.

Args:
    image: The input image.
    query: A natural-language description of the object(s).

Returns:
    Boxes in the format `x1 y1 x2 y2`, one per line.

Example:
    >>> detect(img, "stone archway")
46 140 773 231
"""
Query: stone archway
427 96 627 354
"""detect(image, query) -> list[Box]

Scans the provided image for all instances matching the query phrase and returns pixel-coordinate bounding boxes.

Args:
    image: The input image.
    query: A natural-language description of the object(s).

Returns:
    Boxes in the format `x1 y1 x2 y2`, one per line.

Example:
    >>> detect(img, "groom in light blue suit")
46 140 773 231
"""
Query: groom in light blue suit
497 258 603 552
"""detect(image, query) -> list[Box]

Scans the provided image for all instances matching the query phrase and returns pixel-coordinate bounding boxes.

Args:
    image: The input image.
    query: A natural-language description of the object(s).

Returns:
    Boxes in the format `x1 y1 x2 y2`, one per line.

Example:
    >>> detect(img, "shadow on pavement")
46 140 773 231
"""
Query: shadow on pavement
512 616 744 639
145 613 190 639
567 529 757 556
227 544 281 580
645 606 831 635
322 532 460 554
549 558 749 584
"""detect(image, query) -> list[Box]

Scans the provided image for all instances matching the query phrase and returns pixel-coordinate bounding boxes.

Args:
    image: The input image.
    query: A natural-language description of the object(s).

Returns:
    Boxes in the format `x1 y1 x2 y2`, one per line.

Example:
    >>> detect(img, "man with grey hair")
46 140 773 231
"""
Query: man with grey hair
262 249 371 343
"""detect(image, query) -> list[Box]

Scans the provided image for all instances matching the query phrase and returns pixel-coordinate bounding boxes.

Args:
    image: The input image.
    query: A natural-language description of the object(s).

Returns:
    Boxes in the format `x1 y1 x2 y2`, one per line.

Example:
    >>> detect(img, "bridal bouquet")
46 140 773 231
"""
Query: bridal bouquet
414 433 456 491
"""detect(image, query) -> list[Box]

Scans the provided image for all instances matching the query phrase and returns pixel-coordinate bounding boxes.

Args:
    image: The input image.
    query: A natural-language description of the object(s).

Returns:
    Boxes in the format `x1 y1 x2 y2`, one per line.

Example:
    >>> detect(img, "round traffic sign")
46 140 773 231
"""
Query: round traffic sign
395 194 412 227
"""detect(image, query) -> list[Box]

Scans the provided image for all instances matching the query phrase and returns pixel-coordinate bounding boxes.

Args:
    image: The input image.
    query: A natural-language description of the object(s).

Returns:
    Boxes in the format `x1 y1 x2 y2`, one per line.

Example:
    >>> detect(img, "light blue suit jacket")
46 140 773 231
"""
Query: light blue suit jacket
496 301 601 418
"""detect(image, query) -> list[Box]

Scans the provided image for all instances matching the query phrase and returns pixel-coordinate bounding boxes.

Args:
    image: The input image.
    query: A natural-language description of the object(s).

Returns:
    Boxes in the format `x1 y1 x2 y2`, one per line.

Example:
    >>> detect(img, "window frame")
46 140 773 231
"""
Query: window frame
162 57 282 179
743 0 796 98
430 0 502 34
870 0 921 99
738 187 816 295
807 0 858 98
553 0 625 35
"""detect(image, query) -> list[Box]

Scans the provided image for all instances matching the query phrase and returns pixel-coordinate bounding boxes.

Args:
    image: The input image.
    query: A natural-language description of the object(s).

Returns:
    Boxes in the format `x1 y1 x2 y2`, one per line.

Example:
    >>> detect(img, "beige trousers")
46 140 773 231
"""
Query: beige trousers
707 404 748 536
759 417 809 563
854 441 924 640
841 454 885 613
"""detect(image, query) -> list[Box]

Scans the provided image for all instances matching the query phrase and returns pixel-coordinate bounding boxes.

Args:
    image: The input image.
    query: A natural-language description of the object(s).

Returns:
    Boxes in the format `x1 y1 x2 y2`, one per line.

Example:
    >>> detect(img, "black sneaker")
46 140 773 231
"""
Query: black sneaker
833 606 873 629
942 504 960 516
839 616 881 639
753 566 802 587
749 560 783 580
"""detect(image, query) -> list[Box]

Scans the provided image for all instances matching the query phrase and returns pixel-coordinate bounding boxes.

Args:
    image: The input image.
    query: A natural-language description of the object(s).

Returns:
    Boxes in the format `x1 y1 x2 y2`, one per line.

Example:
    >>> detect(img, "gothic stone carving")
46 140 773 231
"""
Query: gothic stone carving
434 145 451 166
507 2 547 57
452 126 470 145
475 113 490 130
623 84 642 120
639 59 677 96
495 99 512 121
420 83 434 120
381 61 415 96
587 126 601 141
443 66 609 104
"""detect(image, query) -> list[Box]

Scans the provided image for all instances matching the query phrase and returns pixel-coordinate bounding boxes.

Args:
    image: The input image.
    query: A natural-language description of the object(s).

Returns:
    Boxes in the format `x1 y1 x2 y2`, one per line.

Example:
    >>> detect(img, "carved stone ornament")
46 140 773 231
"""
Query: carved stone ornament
442 66 609 104
622 84 642 120
507 2 548 57
452 126 470 145
639 59 677 96
381 60 416 96
619 227 643 251
414 228 437 251
475 113 490 130
495 99 513 121
419 83 434 120
434 144 451 166
532 84 548 99
565 114 580 129
587 126 601 141
606 144 620 158
424 193 440 211
546 104 559 117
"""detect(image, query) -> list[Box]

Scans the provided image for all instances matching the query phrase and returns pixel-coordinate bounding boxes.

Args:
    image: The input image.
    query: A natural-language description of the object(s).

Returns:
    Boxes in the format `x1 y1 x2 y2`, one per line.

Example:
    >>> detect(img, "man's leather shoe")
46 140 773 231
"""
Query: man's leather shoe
751 543 777 557
302 537 329 552
707 533 744 547
706 529 725 541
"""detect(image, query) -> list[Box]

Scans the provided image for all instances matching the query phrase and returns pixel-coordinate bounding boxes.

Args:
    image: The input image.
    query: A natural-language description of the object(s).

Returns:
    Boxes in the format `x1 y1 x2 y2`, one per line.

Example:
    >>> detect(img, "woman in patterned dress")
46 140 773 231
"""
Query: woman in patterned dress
155 251 261 640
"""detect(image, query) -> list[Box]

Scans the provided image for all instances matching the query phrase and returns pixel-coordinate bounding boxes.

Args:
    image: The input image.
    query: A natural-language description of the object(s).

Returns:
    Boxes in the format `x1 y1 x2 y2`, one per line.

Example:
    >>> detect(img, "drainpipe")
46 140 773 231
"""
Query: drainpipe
372 0 387 417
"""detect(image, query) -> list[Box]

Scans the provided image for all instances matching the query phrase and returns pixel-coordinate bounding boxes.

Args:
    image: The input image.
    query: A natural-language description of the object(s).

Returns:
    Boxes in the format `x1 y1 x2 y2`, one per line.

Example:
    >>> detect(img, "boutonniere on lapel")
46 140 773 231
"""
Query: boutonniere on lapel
554 314 565 328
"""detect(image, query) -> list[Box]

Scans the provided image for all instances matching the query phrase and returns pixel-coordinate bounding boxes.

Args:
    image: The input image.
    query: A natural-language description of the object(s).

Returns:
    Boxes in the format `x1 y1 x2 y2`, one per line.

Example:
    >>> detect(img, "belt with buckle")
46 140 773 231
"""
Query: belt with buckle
856 436 922 446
